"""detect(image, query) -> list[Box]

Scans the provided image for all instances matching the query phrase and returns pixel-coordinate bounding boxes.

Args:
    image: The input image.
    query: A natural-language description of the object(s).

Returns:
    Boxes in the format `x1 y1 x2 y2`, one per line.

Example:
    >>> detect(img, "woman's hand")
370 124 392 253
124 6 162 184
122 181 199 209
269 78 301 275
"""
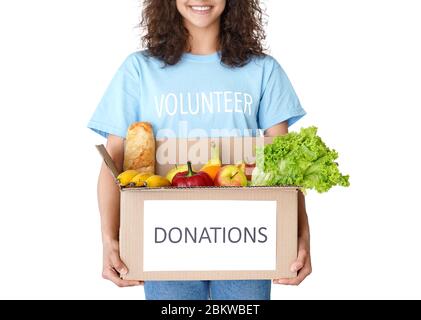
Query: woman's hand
266 123 312 286
273 236 312 286
102 239 143 287
98 135 143 288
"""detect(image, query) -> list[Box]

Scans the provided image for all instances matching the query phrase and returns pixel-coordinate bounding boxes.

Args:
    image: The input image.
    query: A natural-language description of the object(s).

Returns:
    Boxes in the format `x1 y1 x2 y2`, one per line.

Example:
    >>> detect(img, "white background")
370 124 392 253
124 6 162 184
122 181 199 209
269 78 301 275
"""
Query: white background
0 0 420 299
143 201 277 271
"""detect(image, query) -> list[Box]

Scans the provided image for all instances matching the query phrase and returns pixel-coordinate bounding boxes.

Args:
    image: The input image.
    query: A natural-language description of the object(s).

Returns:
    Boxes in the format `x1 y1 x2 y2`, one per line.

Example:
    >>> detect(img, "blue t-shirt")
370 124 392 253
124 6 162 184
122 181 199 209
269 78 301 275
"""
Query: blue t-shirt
88 51 305 139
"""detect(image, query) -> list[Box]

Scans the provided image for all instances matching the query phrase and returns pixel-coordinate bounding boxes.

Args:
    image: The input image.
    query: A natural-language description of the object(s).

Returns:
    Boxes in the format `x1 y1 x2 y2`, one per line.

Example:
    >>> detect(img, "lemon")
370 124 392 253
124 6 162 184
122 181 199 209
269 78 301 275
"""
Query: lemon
166 165 188 183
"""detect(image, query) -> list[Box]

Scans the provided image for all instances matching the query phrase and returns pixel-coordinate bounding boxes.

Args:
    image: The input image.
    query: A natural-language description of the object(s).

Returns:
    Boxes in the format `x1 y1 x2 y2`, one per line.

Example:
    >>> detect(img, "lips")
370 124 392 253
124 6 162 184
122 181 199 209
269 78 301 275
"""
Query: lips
189 5 213 14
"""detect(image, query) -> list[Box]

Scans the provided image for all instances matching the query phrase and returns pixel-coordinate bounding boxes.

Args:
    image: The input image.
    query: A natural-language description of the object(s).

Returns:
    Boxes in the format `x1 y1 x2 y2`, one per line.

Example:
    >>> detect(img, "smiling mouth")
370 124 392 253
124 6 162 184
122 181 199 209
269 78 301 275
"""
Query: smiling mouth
189 5 213 15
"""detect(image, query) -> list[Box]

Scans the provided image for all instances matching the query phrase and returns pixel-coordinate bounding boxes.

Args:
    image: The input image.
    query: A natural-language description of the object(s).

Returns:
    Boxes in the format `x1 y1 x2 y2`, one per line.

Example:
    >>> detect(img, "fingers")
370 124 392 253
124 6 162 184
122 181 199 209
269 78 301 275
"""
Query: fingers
273 265 312 286
110 253 128 276
290 248 308 273
102 268 143 287
273 249 312 286
103 251 143 287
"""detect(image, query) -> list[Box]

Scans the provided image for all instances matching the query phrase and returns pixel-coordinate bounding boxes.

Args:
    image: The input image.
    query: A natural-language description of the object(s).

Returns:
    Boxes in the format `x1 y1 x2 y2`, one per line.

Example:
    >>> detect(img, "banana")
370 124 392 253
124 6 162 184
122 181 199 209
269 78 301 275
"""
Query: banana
117 170 139 186
129 173 153 187
145 175 171 188
201 141 221 170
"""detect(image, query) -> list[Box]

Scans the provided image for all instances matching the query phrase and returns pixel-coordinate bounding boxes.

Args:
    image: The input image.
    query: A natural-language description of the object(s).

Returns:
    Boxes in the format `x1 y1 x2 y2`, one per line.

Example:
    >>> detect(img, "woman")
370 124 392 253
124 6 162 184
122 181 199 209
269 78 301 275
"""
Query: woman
88 0 312 300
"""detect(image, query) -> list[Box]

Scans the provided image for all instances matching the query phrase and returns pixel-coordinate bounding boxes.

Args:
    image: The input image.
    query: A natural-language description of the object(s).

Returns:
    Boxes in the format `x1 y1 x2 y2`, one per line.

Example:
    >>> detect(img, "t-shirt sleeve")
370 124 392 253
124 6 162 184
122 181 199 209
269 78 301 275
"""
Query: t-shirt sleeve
257 58 306 130
87 54 141 139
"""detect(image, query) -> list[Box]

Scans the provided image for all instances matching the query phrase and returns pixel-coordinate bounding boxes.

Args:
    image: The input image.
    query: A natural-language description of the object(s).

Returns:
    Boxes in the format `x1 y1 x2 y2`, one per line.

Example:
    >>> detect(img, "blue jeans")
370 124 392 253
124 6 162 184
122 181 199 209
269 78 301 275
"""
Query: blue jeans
144 280 271 300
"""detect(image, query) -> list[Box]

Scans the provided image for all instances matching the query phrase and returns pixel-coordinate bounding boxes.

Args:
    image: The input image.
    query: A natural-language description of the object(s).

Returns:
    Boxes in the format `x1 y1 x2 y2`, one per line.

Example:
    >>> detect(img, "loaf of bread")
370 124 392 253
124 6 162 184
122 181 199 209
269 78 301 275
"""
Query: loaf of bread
123 122 155 174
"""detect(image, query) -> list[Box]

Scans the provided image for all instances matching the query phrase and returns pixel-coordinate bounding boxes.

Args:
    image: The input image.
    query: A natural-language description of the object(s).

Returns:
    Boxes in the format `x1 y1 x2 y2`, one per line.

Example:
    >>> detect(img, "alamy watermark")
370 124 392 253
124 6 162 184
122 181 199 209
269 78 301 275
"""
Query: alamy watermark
155 121 266 165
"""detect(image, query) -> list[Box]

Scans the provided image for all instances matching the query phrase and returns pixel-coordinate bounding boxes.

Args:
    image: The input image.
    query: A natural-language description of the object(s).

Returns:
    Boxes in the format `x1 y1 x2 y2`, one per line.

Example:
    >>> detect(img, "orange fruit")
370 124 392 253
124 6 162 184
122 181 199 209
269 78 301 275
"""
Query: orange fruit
200 165 221 181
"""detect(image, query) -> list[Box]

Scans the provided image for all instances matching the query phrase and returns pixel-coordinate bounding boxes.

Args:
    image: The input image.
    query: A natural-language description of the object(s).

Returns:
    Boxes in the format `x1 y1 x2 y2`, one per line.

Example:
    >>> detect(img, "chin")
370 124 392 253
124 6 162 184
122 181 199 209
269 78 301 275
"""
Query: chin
188 18 217 29
185 11 221 29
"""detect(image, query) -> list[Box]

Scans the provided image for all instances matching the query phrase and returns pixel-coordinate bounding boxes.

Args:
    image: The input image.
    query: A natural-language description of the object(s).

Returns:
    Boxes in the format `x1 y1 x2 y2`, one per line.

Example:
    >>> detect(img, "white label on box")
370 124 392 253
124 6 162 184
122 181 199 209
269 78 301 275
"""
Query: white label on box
143 200 277 272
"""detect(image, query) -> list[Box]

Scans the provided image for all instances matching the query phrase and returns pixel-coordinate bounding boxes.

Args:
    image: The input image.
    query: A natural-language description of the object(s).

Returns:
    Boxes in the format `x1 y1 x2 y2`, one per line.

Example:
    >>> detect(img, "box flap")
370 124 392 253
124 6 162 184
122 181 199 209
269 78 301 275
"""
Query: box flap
95 145 120 181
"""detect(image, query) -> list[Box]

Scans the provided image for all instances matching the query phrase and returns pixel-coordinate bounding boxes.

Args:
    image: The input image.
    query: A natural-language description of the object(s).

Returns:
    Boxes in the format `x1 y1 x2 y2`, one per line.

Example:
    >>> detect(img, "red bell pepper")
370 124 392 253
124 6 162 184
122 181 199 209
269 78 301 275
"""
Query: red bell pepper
172 161 214 187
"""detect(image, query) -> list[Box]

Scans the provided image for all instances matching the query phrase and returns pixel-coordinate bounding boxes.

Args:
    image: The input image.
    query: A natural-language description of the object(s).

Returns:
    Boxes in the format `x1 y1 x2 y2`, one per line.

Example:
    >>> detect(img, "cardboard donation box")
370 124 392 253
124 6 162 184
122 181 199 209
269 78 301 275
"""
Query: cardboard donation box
97 137 298 281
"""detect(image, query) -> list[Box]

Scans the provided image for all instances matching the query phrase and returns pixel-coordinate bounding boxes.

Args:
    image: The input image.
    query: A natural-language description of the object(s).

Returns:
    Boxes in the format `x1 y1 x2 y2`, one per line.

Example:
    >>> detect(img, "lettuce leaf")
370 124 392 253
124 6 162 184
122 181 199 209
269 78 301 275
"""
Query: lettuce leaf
252 127 350 193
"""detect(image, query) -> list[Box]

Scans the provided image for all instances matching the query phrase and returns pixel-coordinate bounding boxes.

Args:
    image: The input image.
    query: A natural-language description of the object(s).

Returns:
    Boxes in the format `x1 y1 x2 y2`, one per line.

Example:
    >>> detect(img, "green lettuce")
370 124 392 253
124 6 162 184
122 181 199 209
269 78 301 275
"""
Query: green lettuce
252 127 350 193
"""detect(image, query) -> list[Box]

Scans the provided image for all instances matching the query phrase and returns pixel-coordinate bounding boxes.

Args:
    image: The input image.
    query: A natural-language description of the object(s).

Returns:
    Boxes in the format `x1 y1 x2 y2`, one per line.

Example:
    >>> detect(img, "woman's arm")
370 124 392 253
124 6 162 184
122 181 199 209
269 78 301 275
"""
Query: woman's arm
98 134 142 287
265 122 312 286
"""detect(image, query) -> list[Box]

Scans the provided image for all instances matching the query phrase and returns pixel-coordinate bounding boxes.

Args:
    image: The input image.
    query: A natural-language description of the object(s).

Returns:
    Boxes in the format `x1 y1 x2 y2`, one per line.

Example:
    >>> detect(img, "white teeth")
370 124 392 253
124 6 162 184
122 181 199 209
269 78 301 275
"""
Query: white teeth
191 6 211 11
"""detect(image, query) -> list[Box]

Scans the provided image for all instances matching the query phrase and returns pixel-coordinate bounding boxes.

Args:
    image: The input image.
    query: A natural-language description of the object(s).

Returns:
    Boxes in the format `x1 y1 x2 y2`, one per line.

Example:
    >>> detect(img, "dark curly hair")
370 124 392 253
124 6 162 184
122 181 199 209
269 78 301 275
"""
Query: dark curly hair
140 0 266 67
